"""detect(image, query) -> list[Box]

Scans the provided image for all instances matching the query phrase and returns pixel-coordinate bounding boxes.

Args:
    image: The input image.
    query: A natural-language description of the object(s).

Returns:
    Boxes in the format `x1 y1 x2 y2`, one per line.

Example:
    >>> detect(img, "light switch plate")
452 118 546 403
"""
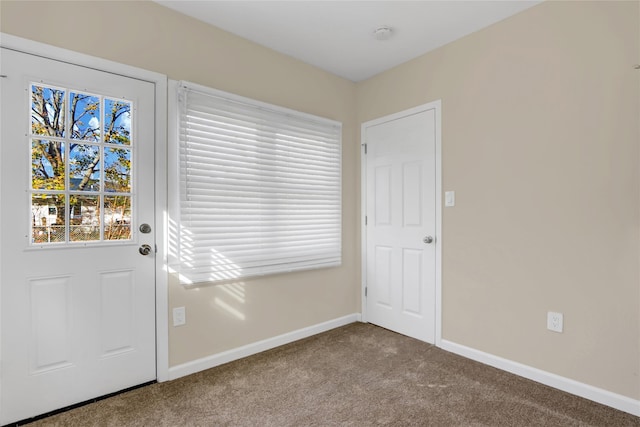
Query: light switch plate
173 306 186 326
445 191 455 207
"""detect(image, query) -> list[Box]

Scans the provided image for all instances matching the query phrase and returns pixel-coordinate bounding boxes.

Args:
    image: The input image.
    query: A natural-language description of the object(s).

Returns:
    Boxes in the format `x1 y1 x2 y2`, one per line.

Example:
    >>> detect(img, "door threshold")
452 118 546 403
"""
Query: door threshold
6 381 157 427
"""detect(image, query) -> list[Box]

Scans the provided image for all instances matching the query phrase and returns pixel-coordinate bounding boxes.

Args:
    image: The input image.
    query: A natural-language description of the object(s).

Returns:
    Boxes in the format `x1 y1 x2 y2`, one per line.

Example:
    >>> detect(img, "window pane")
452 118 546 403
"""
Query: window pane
104 99 131 145
31 85 65 137
104 147 131 193
69 195 100 242
70 92 100 142
105 196 131 240
69 144 100 191
32 140 65 190
31 194 65 243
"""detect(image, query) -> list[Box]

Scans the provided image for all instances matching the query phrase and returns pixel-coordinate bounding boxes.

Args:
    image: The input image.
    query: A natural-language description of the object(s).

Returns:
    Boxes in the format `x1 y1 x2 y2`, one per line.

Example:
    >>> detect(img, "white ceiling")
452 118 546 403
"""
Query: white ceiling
155 1 542 82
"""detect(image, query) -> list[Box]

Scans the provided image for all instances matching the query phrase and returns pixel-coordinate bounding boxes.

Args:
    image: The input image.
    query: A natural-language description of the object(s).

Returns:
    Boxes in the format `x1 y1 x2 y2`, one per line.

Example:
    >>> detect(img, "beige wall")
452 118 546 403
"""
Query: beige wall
0 0 359 366
357 1 640 399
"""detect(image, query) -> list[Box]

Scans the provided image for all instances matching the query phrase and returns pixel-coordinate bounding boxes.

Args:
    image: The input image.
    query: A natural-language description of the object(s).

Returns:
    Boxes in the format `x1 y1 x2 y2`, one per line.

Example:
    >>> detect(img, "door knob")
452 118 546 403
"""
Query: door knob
423 236 434 244
139 244 152 255
139 223 152 234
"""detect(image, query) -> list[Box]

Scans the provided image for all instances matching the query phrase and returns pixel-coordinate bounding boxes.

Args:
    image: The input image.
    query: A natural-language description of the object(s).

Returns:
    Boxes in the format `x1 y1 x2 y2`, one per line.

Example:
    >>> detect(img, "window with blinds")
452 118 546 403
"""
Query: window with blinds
169 81 342 285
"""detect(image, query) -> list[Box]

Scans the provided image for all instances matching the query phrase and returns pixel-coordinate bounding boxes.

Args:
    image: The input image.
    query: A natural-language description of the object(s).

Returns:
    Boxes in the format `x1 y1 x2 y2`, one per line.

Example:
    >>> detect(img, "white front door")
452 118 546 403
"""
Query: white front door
0 48 156 424
364 106 438 343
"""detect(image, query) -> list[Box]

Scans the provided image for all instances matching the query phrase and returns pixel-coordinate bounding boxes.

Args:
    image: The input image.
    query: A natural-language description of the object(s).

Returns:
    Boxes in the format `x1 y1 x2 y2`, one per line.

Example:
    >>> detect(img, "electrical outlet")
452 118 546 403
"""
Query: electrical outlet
173 306 186 326
547 311 563 333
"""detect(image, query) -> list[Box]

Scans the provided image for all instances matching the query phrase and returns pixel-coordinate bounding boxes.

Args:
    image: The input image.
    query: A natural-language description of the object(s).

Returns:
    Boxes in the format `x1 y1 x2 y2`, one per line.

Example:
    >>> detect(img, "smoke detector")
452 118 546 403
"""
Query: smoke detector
373 26 393 41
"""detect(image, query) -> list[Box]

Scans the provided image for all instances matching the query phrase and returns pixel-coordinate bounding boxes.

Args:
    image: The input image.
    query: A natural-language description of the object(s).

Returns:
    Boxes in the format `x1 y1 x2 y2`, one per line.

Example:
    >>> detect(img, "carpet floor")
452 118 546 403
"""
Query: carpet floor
26 322 640 426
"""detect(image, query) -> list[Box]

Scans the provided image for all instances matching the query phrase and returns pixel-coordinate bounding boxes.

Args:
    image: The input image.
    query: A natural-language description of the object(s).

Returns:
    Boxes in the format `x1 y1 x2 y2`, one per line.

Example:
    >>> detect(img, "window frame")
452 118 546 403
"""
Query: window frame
168 80 342 286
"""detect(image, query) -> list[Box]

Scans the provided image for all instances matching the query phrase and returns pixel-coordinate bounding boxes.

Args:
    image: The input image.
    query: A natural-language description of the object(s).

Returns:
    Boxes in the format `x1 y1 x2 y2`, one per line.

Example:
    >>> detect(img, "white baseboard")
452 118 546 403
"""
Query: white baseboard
439 339 640 417
168 313 361 381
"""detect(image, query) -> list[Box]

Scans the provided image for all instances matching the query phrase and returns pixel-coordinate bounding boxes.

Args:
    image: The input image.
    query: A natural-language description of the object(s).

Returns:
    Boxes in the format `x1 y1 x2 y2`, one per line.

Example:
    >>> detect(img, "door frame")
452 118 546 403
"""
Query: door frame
0 33 170 402
360 101 443 345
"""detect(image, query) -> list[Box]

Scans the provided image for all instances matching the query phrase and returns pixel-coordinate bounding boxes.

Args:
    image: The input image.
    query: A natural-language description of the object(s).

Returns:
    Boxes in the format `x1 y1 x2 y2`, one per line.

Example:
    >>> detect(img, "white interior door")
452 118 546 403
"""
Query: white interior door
364 108 437 343
0 48 156 424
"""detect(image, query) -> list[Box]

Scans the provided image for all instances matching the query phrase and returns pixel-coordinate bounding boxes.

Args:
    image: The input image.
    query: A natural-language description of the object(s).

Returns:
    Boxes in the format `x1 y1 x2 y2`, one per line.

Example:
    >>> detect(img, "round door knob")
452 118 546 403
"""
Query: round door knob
423 236 434 244
139 244 152 255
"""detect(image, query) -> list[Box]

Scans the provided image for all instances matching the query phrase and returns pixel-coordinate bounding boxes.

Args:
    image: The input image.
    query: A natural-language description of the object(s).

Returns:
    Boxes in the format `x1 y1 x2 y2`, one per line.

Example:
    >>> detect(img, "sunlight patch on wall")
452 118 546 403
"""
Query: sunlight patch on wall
213 296 246 321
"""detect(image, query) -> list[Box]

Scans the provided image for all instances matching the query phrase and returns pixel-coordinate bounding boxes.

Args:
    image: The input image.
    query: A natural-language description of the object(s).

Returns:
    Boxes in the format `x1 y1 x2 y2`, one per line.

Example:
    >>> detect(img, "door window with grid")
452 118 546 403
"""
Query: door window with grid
30 83 134 244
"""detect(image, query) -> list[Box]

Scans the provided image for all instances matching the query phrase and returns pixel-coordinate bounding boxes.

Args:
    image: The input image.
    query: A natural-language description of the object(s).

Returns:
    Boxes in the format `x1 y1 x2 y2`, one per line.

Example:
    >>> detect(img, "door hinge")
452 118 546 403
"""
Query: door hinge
365 216 368 226
365 287 368 297
155 244 158 253
363 143 367 154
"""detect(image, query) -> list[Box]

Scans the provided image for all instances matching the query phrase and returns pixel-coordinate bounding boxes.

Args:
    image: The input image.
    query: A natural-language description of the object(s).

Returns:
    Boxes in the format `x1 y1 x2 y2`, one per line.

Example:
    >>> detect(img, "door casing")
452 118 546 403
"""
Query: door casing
360 101 442 345
0 34 170 415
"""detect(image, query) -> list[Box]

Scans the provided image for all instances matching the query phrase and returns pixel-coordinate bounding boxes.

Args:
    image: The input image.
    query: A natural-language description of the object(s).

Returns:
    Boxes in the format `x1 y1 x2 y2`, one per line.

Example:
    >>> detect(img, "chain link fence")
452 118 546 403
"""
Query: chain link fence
32 225 131 243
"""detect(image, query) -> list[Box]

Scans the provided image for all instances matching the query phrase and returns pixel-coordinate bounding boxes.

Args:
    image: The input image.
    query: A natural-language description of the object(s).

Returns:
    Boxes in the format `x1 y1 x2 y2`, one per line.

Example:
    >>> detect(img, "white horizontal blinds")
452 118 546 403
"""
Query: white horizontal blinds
177 83 342 284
